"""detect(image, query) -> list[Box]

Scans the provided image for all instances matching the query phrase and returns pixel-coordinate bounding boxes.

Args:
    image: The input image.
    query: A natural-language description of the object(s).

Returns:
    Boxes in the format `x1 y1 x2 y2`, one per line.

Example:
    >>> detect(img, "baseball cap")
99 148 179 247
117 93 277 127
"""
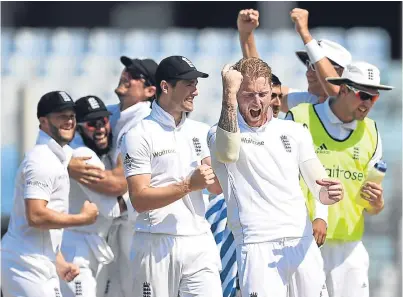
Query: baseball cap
296 39 352 68
120 56 158 86
75 95 112 123
156 56 209 86
37 91 75 118
326 61 393 91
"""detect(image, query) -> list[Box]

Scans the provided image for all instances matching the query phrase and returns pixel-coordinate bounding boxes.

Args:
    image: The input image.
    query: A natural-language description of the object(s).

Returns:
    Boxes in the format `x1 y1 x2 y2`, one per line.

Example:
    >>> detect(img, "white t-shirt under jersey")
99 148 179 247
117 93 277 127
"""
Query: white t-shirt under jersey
208 112 319 245
287 89 319 110
121 101 211 236
2 130 72 261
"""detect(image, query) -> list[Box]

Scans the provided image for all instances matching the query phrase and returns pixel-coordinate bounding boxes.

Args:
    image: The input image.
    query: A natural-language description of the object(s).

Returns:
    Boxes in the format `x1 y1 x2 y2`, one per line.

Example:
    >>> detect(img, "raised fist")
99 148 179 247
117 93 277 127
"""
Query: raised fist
80 200 99 224
290 8 310 36
188 164 215 191
237 9 260 34
221 64 243 95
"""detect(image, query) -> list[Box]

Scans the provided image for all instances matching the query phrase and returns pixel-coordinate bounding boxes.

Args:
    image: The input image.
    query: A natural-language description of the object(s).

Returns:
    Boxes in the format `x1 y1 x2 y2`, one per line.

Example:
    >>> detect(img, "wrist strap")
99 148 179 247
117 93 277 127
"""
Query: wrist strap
305 39 325 64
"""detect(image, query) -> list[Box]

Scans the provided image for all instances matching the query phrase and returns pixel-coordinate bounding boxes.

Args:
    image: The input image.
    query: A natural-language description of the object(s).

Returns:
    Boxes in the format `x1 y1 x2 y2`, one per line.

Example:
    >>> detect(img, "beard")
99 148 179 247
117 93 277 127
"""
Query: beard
48 121 74 145
78 127 113 157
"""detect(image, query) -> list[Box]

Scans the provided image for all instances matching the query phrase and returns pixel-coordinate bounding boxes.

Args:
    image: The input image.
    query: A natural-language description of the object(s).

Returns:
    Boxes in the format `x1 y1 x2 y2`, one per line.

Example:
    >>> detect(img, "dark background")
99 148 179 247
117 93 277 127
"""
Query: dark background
1 1 402 59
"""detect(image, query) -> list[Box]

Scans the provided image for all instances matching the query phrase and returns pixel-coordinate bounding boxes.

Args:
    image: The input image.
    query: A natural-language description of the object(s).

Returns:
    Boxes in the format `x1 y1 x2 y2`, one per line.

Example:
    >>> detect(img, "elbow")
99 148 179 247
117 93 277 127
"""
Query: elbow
27 213 44 228
216 151 239 163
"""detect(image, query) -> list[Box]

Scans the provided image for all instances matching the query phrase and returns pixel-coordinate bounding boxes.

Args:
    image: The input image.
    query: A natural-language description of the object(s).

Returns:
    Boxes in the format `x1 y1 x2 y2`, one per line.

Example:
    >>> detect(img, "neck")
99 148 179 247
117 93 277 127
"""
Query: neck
157 98 183 126
120 97 144 111
329 98 354 123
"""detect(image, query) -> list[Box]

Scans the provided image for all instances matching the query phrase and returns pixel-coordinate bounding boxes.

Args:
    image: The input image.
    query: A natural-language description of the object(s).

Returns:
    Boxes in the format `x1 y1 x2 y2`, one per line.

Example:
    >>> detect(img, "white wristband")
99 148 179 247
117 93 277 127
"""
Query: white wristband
305 39 325 64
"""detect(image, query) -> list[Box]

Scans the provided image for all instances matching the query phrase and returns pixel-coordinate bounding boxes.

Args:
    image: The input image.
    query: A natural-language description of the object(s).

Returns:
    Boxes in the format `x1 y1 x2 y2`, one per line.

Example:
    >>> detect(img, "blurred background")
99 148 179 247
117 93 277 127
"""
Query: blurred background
1 1 402 296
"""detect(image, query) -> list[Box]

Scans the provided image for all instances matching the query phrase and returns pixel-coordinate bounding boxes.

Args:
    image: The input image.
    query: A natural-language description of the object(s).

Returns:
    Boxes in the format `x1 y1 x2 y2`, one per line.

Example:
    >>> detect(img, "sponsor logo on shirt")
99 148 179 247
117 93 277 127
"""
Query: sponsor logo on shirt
123 153 136 170
152 149 176 158
26 180 49 188
192 137 202 156
241 137 264 146
325 165 364 181
280 135 291 152
143 282 151 297
75 281 83 296
316 143 330 154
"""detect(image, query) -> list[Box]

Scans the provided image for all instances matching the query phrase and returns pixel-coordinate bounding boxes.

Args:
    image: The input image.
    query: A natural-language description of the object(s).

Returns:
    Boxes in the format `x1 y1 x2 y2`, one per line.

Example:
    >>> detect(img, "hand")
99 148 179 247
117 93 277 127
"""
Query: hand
237 9 259 34
68 157 106 185
361 182 384 212
222 64 243 96
316 178 344 205
312 218 327 247
290 8 311 40
188 164 216 191
80 200 99 224
56 261 80 282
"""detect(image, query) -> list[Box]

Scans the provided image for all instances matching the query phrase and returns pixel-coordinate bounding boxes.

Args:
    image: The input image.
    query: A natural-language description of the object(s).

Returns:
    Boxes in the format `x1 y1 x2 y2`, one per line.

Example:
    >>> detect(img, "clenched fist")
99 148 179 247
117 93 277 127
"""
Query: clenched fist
237 9 259 34
80 200 99 224
290 8 311 39
317 178 344 205
222 64 243 96
188 164 216 191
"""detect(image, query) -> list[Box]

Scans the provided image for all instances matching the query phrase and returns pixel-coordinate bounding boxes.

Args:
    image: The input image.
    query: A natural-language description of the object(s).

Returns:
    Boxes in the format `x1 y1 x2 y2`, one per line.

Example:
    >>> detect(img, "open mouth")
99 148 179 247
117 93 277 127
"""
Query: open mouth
250 109 261 118
94 134 107 142
358 107 367 113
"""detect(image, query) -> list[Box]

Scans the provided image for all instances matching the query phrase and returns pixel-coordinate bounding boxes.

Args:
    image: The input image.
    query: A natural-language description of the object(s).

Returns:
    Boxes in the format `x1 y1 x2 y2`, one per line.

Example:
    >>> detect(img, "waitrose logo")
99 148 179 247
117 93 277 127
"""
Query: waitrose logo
325 165 364 181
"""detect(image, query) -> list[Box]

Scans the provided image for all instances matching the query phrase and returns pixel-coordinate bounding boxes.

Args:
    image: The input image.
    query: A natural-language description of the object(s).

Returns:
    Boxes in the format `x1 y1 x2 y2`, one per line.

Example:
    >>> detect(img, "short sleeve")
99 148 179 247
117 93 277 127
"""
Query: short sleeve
287 91 319 110
207 125 218 150
297 125 317 164
121 128 151 178
24 160 54 201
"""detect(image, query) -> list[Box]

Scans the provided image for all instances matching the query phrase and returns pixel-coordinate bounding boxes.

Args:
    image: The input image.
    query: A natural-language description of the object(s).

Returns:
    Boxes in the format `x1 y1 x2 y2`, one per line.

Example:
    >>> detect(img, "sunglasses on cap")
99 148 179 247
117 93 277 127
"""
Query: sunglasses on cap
128 68 152 87
79 117 110 131
346 85 380 102
305 60 342 72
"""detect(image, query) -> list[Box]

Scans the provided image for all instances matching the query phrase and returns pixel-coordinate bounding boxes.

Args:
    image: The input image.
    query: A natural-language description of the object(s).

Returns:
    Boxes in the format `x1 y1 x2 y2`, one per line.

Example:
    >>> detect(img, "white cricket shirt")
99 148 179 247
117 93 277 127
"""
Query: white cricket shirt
121 101 211 235
287 89 319 110
208 111 319 245
2 130 72 261
67 146 118 238
108 101 152 163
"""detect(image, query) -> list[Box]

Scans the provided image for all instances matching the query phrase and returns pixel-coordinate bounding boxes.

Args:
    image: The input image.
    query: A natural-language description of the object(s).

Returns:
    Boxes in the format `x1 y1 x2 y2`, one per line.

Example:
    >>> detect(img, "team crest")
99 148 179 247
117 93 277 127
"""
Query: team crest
143 282 151 297
280 135 291 152
192 137 202 156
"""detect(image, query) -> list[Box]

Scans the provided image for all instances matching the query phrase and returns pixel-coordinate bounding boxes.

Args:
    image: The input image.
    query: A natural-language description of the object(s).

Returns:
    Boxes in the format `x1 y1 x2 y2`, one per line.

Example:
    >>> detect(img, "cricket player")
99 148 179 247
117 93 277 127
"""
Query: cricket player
208 58 344 297
237 7 351 246
1 91 99 297
270 74 283 118
286 61 393 297
237 8 351 112
60 95 128 297
121 55 223 297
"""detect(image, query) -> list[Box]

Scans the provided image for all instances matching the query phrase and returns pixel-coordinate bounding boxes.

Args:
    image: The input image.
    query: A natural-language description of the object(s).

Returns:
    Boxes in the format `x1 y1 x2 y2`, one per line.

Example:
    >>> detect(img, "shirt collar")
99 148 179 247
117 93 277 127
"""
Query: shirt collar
151 100 186 129
36 130 72 164
119 101 151 128
237 108 273 132
323 98 357 130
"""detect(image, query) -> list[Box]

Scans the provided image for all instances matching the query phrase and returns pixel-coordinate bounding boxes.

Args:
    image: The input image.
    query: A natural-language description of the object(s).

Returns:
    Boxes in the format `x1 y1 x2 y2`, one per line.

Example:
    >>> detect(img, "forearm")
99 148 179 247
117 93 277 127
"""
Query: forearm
216 99 240 163
27 207 88 229
239 32 259 58
129 180 192 213
315 58 340 96
84 169 127 196
365 199 385 215
300 158 335 205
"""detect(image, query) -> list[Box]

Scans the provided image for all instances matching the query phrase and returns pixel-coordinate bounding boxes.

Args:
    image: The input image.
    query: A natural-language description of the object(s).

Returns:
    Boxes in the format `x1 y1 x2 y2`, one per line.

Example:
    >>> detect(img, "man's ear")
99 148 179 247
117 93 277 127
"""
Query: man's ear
160 80 169 94
145 86 156 98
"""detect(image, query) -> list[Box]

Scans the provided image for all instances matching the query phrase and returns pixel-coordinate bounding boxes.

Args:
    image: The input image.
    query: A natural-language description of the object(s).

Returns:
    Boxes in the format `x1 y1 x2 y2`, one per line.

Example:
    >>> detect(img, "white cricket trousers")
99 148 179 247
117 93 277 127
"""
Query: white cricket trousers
320 240 369 297
130 231 223 297
237 237 327 297
1 250 62 297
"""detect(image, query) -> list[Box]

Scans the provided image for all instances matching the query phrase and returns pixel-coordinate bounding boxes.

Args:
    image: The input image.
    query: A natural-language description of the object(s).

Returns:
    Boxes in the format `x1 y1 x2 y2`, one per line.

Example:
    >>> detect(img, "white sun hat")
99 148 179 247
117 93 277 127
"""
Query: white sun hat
296 39 352 68
326 61 393 91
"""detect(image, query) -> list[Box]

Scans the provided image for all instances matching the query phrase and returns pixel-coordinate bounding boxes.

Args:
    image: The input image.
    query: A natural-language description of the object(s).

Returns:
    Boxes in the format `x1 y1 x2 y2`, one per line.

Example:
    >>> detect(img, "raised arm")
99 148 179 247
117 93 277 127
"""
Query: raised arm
237 9 260 58
215 64 243 163
290 8 342 97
